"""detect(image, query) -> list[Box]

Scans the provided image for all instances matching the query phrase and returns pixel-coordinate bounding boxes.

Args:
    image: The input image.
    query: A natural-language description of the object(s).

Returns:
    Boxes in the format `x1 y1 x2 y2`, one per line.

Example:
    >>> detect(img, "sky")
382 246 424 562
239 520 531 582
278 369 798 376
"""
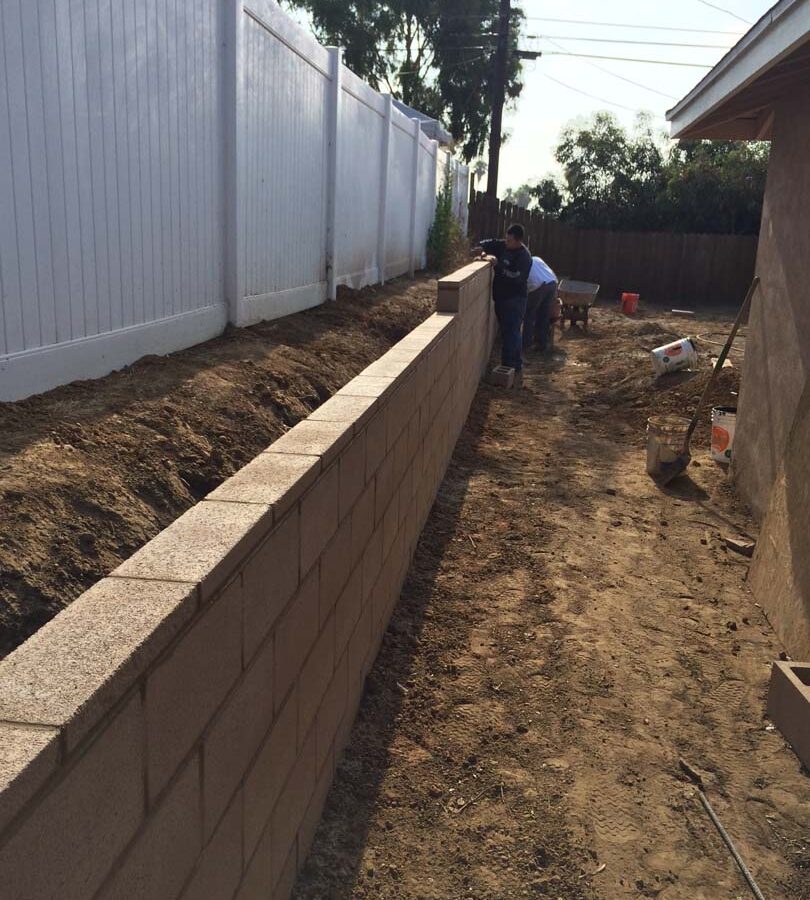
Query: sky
496 0 775 192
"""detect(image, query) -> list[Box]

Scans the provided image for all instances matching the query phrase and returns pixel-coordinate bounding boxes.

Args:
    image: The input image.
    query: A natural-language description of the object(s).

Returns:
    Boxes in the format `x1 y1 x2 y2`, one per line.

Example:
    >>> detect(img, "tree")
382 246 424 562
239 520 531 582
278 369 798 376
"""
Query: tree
283 0 524 162
502 184 532 208
532 111 767 235
531 176 562 216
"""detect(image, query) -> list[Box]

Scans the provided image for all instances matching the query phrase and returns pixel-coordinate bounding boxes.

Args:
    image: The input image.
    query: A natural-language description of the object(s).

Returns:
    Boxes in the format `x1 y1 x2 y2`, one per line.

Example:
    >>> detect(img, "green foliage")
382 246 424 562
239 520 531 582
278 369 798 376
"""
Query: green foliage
520 112 768 235
282 0 524 162
426 179 462 271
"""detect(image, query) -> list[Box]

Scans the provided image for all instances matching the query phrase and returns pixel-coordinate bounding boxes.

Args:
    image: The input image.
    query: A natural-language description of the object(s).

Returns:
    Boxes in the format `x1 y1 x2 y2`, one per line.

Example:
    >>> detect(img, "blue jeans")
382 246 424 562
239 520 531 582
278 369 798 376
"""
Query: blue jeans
524 281 557 351
494 295 527 371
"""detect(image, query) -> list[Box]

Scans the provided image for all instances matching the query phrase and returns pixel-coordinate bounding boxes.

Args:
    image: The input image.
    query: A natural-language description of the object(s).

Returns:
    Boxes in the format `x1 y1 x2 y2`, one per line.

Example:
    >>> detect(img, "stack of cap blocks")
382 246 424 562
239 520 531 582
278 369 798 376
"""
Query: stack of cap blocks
0 261 495 900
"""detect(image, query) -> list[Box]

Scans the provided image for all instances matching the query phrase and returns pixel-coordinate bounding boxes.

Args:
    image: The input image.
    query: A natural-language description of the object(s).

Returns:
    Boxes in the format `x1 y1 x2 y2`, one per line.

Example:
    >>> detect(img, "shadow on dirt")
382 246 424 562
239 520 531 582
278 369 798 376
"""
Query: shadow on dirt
293 389 496 898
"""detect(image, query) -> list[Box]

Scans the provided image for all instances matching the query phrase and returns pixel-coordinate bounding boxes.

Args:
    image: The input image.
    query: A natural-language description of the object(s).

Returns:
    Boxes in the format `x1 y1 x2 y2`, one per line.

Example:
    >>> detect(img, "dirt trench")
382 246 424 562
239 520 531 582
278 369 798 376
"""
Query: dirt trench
295 305 810 899
0 277 438 658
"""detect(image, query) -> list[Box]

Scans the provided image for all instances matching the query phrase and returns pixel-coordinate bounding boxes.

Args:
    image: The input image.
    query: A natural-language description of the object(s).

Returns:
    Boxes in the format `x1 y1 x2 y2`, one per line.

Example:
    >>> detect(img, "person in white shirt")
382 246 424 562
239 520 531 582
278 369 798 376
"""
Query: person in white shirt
524 255 558 353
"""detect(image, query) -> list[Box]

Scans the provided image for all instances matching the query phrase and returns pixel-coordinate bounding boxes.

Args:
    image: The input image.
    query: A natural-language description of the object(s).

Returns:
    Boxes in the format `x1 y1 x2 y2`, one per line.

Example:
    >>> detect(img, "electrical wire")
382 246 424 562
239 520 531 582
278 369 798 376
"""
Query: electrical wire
522 16 741 35
538 36 678 101
545 51 713 68
695 0 753 25
540 72 666 118
527 34 733 49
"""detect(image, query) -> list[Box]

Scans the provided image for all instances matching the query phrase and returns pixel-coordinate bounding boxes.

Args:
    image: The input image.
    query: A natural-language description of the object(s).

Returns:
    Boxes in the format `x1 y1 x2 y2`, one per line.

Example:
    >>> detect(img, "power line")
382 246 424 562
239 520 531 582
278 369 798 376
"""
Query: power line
545 51 713 68
540 72 666 118
694 0 753 25
523 16 741 35
527 34 732 49
539 36 678 101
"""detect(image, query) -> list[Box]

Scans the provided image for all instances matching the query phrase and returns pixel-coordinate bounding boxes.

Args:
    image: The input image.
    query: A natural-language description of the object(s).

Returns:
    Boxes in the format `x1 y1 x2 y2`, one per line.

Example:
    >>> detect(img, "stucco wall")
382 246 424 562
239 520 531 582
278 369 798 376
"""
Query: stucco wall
0 262 494 900
733 93 810 519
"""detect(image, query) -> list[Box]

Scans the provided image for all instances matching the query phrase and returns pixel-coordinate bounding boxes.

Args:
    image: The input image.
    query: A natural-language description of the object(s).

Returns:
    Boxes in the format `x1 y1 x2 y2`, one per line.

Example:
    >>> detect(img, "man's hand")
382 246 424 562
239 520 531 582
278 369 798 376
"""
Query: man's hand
484 255 498 266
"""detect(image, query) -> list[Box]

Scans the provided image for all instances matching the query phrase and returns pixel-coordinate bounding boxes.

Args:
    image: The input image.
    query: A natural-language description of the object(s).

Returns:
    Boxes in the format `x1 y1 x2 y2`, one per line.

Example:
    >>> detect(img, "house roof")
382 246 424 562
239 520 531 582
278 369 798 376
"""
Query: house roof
667 0 810 140
391 98 454 146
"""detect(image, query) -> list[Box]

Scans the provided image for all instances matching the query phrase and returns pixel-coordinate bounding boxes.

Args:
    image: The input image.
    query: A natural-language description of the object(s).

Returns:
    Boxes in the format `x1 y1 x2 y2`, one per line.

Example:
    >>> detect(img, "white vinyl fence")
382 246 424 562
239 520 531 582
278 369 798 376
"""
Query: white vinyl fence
0 0 469 401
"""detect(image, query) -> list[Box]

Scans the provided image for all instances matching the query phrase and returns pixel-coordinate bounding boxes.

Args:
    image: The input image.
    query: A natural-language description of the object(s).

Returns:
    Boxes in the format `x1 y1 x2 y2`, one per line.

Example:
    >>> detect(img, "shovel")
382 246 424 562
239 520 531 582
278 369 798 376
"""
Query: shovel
654 276 759 486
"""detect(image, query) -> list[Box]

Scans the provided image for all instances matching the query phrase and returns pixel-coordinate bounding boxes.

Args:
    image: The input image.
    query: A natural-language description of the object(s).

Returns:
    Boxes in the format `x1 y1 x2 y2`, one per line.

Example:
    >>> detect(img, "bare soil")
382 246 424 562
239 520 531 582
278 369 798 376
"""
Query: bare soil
296 304 810 899
0 278 438 658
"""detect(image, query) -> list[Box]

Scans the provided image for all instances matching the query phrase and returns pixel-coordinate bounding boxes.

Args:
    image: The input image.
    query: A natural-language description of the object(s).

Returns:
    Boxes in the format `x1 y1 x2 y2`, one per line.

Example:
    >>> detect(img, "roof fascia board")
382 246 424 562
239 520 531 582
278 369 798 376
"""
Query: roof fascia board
668 0 810 137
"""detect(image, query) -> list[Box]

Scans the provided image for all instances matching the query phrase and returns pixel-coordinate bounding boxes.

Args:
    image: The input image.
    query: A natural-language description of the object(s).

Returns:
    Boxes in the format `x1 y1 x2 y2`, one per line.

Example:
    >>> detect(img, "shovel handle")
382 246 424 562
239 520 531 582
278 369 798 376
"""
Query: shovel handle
684 276 759 448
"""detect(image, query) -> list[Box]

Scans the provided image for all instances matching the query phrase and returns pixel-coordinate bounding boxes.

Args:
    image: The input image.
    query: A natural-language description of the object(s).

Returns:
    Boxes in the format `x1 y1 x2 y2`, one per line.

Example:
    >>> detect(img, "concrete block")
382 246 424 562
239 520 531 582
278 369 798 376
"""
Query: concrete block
490 365 515 388
309 392 378 431
337 374 396 400
270 725 316 885
237 813 273 900
208 452 320 521
767 661 810 769
98 755 201 900
0 578 196 752
385 376 415 451
349 481 375 570
319 517 352 627
180 789 243 900
363 408 387 479
242 508 300 664
203 635 274 839
298 745 335 872
335 565 362 661
274 567 319 711
300 462 339 576
146 577 242 801
348 601 373 690
243 687 298 859
266 419 352 470
339 433 367 522
374 453 396 524
382 495 399 561
0 722 60 835
315 652 347 775
272 842 298 900
113 501 272 603
362 353 414 381
0 693 144 900
298 615 336 747
361 529 383 604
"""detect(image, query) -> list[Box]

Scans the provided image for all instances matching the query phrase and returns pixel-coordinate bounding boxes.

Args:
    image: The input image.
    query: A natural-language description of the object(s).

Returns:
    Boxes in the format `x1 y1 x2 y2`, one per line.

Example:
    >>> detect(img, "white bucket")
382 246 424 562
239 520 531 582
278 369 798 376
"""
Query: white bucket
650 337 698 376
646 415 690 477
711 406 737 464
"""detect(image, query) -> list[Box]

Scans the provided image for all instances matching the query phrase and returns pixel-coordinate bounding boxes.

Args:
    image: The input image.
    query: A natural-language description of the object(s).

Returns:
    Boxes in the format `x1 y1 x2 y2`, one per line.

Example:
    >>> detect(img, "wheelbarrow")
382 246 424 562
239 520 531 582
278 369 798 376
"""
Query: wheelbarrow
558 279 600 331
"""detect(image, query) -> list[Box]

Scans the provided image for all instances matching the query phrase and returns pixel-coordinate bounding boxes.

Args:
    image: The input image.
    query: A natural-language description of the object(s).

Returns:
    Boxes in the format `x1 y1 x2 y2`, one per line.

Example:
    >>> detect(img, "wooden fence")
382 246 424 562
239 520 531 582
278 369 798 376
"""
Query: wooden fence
468 192 759 307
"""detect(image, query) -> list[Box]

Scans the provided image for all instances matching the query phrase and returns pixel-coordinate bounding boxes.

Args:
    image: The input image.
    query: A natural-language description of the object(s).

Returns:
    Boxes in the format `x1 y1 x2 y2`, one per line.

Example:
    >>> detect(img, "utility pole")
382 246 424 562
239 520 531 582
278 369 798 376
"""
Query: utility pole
486 0 511 196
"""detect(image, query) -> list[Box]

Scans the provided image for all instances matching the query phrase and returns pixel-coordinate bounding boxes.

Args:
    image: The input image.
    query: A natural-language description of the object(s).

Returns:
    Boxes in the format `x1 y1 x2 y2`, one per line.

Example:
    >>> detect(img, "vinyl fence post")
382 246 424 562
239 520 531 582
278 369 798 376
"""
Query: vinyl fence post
377 94 393 285
325 47 342 300
223 0 244 326
407 117 421 278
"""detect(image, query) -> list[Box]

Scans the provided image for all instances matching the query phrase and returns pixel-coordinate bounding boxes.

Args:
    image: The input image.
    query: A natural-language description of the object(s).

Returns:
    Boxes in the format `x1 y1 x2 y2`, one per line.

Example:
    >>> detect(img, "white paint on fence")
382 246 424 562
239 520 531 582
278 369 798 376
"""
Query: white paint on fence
0 0 469 401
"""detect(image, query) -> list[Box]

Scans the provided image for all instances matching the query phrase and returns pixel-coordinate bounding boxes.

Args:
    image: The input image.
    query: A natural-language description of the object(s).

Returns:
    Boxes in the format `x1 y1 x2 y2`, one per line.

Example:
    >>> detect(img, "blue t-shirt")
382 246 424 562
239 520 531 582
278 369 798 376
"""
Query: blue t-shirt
479 239 532 303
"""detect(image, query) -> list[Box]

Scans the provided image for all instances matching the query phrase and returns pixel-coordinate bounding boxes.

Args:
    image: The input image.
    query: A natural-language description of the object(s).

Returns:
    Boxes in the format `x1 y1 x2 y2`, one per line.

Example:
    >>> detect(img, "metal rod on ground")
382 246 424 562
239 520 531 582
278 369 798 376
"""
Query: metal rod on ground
698 790 766 900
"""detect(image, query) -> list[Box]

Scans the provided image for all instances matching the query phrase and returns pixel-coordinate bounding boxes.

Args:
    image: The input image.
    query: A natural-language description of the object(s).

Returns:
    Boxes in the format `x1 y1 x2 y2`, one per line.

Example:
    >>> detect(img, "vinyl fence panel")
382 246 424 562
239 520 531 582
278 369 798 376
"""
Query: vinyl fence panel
0 0 469 401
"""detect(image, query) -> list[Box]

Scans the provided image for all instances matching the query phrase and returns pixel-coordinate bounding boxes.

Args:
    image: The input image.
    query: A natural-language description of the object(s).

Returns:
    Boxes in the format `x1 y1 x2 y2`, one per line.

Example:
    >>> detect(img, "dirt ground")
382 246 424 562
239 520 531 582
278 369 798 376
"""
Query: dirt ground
0 278 438 658
296 304 810 899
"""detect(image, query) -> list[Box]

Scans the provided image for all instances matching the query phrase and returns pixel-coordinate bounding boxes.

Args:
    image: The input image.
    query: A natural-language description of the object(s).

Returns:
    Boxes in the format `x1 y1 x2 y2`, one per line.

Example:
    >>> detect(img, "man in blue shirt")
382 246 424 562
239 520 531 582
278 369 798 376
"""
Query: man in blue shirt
477 224 533 379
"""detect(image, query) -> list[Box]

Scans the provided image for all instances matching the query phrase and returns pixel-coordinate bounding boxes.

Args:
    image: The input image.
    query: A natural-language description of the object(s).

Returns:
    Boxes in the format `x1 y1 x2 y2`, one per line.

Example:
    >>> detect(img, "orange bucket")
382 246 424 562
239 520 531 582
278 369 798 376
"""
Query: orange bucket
621 292 639 314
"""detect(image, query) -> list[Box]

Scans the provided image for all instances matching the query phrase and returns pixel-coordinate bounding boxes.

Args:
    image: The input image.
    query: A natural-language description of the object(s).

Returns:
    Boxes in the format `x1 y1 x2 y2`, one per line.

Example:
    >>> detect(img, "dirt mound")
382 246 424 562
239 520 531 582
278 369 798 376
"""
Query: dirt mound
0 277 437 658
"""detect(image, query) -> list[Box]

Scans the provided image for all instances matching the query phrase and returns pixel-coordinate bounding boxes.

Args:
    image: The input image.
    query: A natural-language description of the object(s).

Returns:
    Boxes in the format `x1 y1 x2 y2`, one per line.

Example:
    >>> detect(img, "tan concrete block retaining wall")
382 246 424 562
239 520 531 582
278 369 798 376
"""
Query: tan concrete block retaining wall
0 262 494 900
